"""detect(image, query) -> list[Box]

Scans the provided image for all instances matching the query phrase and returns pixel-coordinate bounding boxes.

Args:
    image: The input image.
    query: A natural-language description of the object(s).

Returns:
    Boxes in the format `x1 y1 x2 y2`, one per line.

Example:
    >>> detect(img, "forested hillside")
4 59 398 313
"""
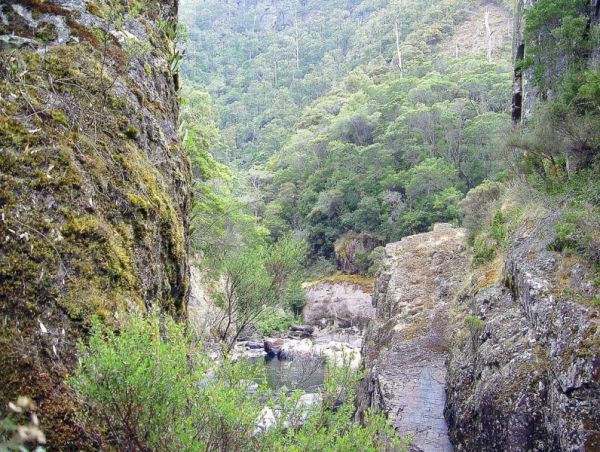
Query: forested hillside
181 0 514 262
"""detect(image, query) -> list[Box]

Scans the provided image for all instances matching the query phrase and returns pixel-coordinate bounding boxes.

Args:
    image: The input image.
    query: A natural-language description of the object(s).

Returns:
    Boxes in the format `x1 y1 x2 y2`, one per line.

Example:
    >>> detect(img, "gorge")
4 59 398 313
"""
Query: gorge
1 0 599 450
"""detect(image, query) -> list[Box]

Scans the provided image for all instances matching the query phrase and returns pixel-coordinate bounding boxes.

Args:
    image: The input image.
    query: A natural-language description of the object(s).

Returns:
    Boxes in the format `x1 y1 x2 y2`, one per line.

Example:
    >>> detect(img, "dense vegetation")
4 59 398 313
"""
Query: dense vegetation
70 313 406 451
181 0 515 263
1 0 598 449
462 0 599 285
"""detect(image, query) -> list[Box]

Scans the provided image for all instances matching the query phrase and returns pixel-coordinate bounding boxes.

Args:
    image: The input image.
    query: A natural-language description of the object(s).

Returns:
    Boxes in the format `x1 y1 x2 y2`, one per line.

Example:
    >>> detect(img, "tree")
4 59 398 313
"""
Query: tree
212 235 306 352
405 157 458 205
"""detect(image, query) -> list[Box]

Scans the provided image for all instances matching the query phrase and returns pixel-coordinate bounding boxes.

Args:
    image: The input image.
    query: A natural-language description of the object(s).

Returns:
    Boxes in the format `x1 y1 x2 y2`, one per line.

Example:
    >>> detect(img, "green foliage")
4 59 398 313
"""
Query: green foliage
262 55 511 257
470 208 507 266
72 312 406 451
524 0 596 92
464 315 485 349
72 314 202 450
178 0 513 263
211 233 307 350
460 181 505 239
254 307 299 336
518 0 599 184
491 210 506 244
548 205 600 265
472 233 496 266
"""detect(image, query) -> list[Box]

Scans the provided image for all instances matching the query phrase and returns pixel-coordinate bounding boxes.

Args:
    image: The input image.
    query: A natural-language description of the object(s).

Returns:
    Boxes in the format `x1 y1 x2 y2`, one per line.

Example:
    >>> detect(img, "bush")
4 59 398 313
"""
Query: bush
72 312 407 451
254 307 299 336
459 181 505 240
472 233 496 266
464 315 485 349
72 313 210 450
491 210 506 244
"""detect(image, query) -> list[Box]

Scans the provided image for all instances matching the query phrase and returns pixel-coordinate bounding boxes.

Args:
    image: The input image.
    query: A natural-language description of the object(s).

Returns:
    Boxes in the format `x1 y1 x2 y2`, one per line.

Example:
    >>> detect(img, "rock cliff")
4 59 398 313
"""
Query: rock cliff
512 0 600 123
356 224 471 451
358 217 599 451
445 213 599 450
0 0 190 446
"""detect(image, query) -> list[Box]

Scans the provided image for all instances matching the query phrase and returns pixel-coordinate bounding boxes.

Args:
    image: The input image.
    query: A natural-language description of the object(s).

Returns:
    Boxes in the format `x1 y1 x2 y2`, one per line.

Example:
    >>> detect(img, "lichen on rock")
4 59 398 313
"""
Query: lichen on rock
445 212 600 451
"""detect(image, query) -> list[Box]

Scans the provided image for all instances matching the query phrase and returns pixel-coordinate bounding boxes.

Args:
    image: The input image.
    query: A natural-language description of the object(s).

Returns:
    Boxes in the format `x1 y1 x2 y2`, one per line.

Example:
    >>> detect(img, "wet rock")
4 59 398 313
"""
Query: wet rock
246 341 264 350
264 339 286 359
289 325 315 338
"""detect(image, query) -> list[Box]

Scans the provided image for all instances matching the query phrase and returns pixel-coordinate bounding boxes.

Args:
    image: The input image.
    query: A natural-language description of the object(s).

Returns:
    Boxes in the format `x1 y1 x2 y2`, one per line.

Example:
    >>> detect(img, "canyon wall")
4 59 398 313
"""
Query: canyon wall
445 212 599 451
356 224 471 451
359 217 598 450
0 0 190 446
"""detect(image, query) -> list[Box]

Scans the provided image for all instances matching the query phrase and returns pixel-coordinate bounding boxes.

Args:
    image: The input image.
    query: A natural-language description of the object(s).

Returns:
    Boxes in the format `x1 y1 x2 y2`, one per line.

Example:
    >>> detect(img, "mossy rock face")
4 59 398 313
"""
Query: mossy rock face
0 0 190 447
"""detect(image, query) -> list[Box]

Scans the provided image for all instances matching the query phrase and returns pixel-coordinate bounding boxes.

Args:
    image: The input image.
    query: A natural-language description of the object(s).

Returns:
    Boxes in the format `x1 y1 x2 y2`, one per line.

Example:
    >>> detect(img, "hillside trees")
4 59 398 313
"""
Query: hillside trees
180 0 514 265
262 55 512 256
516 0 600 177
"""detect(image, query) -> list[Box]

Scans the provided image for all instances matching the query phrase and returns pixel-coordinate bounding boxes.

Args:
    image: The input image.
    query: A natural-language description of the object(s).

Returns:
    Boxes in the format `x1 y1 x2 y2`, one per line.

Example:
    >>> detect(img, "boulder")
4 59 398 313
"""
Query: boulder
289 325 315 338
264 339 286 359
304 281 375 329
246 341 264 350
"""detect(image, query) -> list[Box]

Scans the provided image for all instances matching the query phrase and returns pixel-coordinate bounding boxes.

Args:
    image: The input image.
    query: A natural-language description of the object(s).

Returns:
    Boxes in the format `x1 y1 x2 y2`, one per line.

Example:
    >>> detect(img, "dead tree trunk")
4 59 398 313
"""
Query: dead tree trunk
294 14 301 72
395 20 404 78
485 10 493 62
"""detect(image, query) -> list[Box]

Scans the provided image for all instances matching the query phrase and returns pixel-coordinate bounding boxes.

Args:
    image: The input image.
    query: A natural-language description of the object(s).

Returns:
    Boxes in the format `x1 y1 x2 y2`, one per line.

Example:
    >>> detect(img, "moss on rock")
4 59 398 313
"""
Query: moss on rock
0 0 190 447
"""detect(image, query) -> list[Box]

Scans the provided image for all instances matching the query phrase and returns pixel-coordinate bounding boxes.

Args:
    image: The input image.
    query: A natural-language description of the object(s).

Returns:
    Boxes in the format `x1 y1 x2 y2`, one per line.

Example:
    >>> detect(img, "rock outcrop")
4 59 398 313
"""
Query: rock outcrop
445 214 600 450
356 224 471 451
0 0 190 447
304 280 375 329
512 0 600 124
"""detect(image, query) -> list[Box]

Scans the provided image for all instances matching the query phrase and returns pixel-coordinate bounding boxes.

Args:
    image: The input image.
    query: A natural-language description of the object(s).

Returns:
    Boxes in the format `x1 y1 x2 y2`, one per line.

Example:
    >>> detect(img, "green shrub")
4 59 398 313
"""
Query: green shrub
72 312 406 451
72 313 208 450
472 233 496 266
459 181 505 241
464 315 485 349
491 210 506 244
254 307 299 336
284 283 308 315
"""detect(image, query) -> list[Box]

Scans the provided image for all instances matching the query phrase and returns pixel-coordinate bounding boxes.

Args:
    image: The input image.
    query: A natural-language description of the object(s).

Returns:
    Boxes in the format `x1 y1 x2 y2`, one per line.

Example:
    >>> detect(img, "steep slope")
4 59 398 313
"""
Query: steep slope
180 0 513 167
356 224 471 451
0 0 191 446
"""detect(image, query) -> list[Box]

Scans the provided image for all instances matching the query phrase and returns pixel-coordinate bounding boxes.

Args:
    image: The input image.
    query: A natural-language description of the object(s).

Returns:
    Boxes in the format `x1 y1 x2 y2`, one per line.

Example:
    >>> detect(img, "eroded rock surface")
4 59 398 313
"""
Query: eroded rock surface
357 224 470 451
445 214 600 451
0 1 190 446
